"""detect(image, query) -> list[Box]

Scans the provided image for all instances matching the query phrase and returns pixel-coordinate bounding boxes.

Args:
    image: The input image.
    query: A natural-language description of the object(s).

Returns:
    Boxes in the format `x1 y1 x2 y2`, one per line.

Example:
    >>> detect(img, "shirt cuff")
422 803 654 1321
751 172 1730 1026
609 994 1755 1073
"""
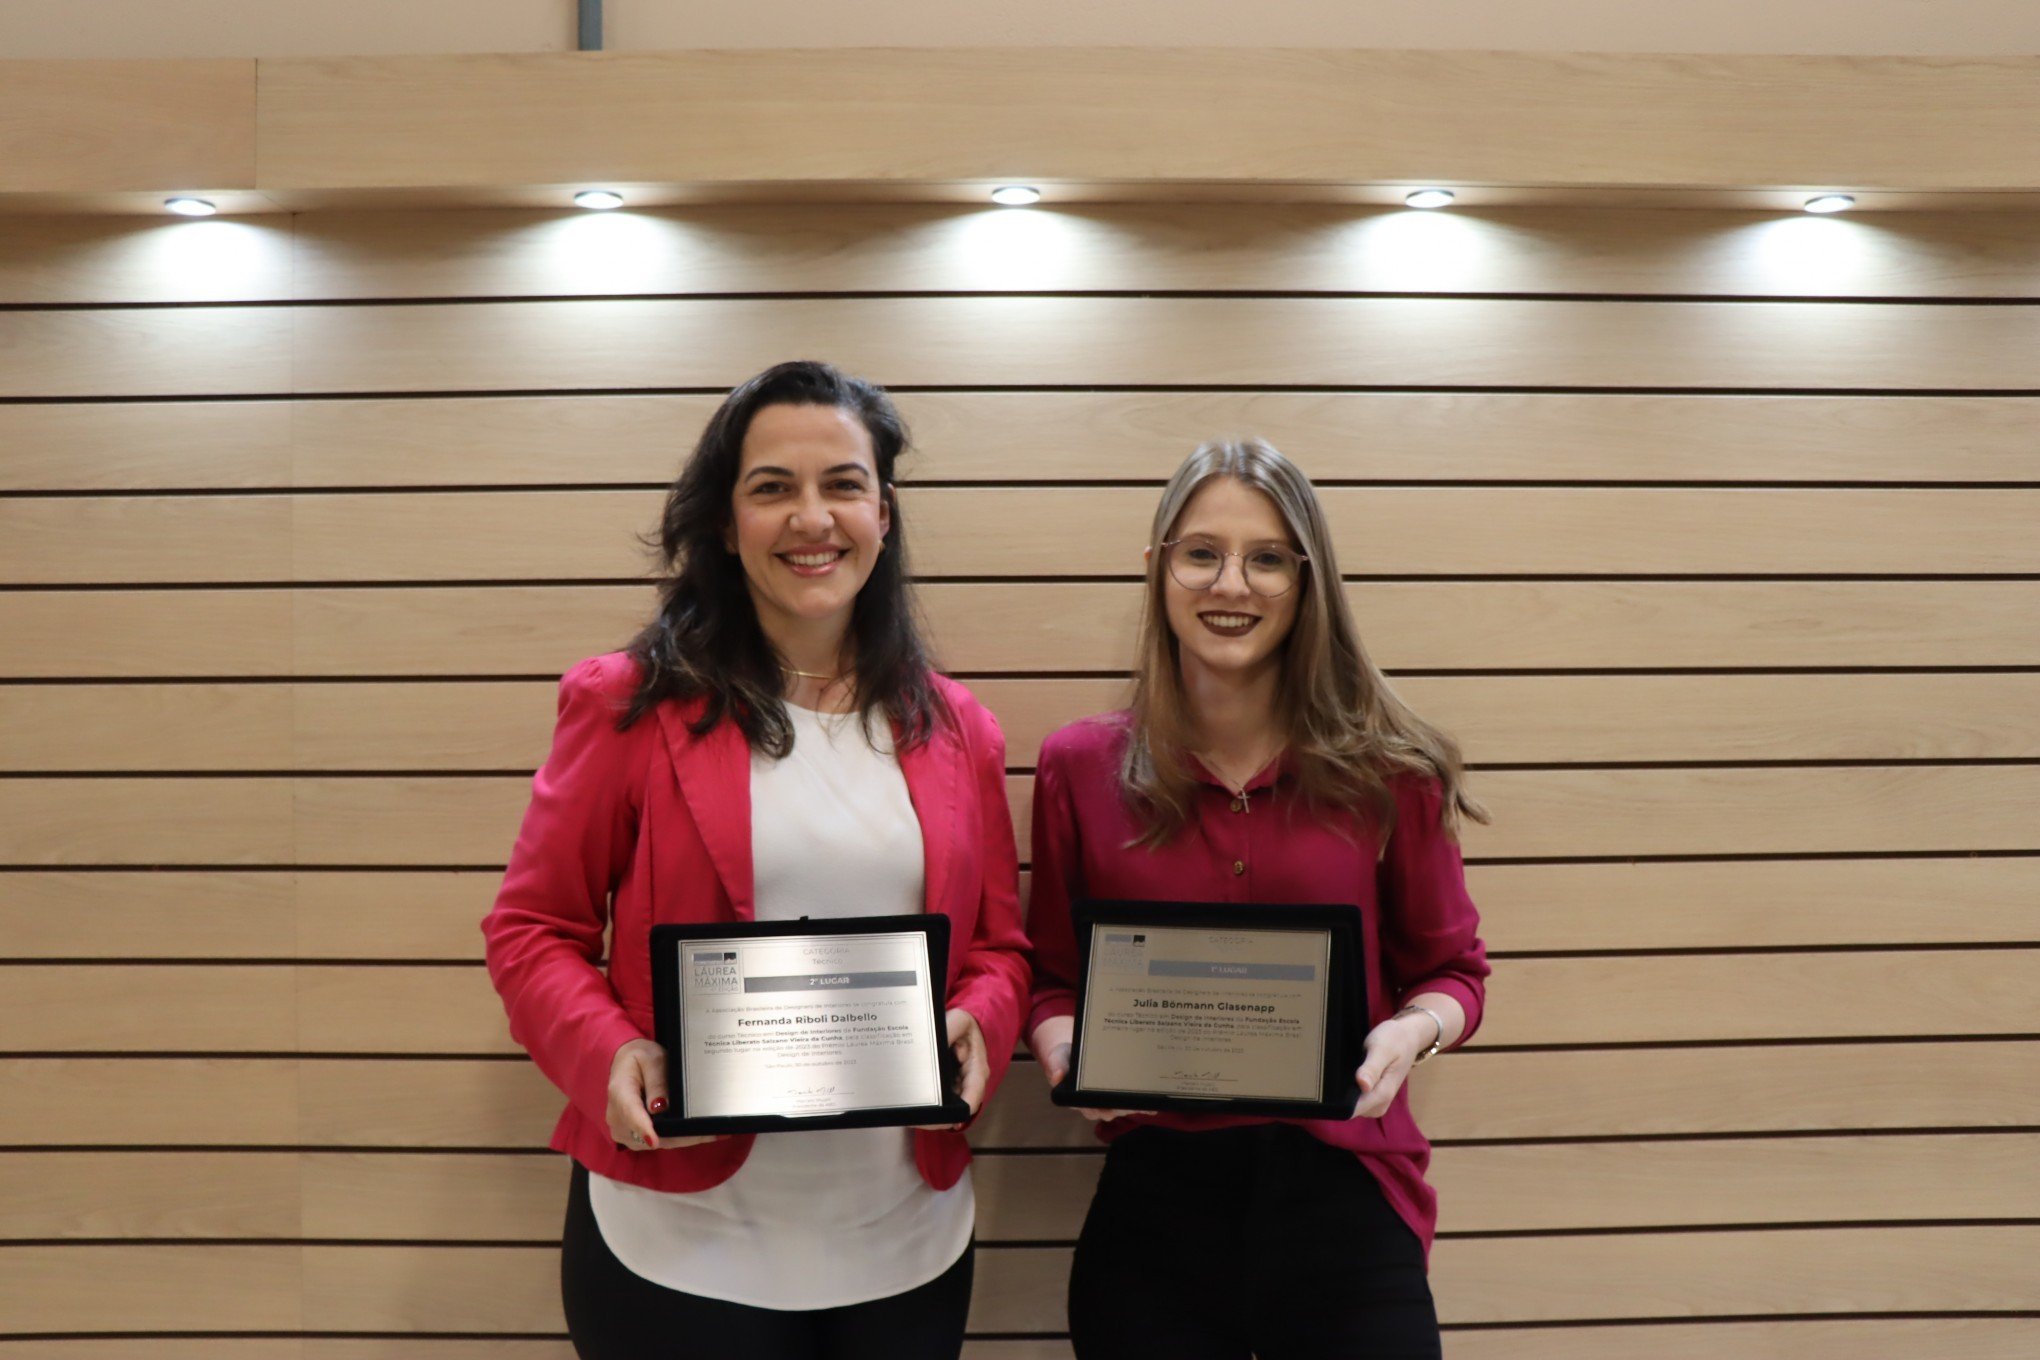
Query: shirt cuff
1026 992 1077 1042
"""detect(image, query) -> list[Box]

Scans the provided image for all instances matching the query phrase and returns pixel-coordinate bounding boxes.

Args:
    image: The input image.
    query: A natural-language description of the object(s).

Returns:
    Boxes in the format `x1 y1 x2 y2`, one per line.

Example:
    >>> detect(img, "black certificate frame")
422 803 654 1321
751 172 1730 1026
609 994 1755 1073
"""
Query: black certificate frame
1050 898 1368 1120
650 914 971 1137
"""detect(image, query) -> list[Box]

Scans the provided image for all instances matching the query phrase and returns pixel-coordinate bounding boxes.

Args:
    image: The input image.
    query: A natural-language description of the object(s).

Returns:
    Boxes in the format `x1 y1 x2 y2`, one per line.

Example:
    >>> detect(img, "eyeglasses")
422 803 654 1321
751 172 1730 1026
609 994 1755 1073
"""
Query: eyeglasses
1158 538 1309 597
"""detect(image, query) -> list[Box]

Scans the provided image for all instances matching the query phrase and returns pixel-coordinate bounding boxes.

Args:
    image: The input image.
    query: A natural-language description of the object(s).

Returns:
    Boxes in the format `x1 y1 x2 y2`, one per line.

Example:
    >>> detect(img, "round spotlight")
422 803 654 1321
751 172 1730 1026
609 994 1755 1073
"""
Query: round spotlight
573 190 625 211
164 197 217 217
990 185 1042 207
1803 194 1856 215
1404 189 1456 210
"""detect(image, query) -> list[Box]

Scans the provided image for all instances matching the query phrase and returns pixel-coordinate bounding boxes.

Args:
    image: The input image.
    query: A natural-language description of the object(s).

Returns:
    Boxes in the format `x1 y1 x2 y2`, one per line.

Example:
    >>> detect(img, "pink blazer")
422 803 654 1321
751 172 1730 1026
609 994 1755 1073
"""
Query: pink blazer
482 651 1030 1193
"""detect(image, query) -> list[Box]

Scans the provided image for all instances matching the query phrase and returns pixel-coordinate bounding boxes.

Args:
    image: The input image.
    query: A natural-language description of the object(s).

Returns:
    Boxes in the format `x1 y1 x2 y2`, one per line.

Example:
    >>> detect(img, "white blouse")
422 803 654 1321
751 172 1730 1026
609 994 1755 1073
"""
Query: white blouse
588 703 975 1308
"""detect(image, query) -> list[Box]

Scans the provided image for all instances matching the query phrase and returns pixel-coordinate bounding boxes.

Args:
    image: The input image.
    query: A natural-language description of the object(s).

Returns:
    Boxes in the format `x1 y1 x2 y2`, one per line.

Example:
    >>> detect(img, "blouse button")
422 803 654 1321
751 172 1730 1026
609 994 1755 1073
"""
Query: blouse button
1232 860 1246 876
1230 797 1245 813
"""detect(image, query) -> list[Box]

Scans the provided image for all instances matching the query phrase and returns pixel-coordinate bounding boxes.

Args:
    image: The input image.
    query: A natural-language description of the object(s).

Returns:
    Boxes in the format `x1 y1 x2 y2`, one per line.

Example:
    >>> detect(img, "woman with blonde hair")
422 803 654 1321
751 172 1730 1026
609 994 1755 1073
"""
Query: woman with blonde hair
1026 438 1489 1359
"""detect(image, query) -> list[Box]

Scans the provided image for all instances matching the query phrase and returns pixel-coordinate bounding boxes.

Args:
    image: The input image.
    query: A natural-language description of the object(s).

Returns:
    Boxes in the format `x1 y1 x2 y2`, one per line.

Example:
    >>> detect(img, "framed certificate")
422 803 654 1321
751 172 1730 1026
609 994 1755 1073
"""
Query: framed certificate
1051 899 1366 1119
649 915 971 1136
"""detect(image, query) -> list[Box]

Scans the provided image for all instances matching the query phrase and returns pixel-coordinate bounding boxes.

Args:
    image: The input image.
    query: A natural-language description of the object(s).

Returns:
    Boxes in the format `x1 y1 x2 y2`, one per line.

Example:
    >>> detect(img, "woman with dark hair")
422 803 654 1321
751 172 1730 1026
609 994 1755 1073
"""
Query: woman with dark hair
483 361 1030 1360
1026 439 1490 1360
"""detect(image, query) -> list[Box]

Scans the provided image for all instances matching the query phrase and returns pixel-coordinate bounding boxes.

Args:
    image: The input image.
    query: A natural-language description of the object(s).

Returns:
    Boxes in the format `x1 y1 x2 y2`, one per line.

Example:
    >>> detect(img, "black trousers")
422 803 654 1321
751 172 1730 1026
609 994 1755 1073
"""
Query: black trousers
1069 1124 1442 1360
560 1161 975 1360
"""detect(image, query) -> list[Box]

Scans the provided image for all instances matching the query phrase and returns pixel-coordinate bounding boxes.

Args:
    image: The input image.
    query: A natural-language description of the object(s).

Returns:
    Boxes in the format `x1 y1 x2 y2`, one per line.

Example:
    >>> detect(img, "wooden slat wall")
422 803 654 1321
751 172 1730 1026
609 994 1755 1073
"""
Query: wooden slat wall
11 51 2040 205
1 204 2036 1359
249 50 2040 194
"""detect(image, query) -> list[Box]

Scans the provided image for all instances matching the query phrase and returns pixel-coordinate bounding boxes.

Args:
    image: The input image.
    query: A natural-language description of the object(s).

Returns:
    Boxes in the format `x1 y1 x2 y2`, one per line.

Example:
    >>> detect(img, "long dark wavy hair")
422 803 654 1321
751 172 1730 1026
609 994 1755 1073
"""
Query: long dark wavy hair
619 360 947 755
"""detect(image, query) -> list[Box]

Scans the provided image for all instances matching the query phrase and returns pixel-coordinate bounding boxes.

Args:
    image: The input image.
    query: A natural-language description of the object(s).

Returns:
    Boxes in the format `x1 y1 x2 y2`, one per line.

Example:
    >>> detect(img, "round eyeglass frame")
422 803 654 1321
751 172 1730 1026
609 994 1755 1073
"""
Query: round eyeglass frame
1157 538 1310 598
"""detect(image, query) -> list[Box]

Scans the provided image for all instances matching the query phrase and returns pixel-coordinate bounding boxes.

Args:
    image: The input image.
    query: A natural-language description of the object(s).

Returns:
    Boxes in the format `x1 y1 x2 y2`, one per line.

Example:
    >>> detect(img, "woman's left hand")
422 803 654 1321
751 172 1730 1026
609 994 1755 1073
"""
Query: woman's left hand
917 1007 989 1130
1349 1010 1433 1120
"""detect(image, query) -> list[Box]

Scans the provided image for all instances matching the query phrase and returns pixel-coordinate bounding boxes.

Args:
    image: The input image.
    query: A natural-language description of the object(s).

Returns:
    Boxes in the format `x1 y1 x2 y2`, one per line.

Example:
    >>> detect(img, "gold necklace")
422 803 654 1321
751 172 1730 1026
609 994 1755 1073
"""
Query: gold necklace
778 664 842 682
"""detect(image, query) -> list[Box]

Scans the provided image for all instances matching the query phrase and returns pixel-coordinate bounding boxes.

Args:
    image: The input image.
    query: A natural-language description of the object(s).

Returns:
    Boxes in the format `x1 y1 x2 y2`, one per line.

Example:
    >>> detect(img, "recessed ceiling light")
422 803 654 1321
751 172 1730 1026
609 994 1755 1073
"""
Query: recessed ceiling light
1404 189 1456 210
573 190 625 210
164 197 217 217
990 185 1042 207
1803 194 1857 214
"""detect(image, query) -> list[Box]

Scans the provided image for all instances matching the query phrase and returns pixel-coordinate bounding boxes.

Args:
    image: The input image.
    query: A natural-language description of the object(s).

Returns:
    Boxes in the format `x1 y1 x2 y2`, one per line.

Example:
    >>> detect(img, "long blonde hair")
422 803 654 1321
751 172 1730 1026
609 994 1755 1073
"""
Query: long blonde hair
1121 438 1488 848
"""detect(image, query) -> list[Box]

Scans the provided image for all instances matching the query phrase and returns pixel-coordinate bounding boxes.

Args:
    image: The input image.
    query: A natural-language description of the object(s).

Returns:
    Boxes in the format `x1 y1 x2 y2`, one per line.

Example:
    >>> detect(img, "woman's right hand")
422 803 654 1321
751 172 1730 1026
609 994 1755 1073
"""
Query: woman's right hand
608 1037 720 1151
1030 1015 1132 1123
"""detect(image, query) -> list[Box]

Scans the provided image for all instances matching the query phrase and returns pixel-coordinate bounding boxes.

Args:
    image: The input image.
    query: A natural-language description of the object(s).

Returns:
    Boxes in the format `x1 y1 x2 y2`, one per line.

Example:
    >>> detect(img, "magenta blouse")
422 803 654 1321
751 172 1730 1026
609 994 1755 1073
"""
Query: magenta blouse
1025 713 1491 1258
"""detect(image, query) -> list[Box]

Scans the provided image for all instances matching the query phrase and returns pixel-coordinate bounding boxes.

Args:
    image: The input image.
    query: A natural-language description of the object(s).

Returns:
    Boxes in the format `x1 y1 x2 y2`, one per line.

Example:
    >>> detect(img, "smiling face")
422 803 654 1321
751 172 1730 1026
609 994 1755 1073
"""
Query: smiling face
726 402 891 646
1159 476 1303 687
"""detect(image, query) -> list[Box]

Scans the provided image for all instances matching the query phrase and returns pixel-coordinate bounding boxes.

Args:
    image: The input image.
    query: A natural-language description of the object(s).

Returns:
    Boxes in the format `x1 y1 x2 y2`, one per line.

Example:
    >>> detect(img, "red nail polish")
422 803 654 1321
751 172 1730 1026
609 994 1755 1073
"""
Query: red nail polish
648 1097 668 1113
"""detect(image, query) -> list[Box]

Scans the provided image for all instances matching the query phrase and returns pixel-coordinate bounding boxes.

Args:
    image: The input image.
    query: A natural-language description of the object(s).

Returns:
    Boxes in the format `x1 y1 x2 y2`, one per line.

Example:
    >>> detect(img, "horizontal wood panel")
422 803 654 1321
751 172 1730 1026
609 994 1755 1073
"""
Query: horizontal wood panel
1432 1225 2040 1323
0 966 509 1053
13 206 2040 305
8 1042 2032 1149
12 1135 2033 1241
254 49 2040 191
0 871 491 960
0 1059 304 1146
6 298 2040 399
7 673 2036 773
0 1056 558 1150
0 776 529 865
227 206 2040 303
305 1348 572 1360
0 1346 308 1360
5 1227 2033 1331
0 1244 304 1332
0 400 294 491
0 216 298 306
4 856 2034 963
276 1241 1062 1333
10 393 2040 492
1444 766 2040 860
1468 858 2040 951
0 1151 1101 1245
1420 1041 2040 1140
0 306 294 398
0 765 2027 869
0 1151 1099 1244
1431 1134 2040 1232
0 59 255 195
1446 1319 2040 1360
0 1345 1049 1360
0 1347 573 1360
299 1152 561 1243
10 765 2037 866
7 581 2037 678
4 949 2032 1053
1480 950 2040 1044
0 966 313 1051
1407 673 2040 765
0 1152 303 1239
3 1324 2036 1360
9 487 2039 583
276 294 2040 394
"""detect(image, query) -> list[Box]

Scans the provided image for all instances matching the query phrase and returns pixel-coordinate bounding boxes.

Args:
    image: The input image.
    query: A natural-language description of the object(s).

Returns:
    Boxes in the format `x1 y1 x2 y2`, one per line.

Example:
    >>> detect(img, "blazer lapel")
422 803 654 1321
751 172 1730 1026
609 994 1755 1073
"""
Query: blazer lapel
657 703 755 920
897 723 959 921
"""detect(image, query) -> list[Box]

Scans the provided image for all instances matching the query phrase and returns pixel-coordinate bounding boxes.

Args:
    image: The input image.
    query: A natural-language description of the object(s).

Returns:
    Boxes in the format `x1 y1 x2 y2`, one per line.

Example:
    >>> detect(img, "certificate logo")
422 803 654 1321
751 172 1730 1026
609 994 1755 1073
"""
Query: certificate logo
689 949 741 995
1098 930 1148 975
